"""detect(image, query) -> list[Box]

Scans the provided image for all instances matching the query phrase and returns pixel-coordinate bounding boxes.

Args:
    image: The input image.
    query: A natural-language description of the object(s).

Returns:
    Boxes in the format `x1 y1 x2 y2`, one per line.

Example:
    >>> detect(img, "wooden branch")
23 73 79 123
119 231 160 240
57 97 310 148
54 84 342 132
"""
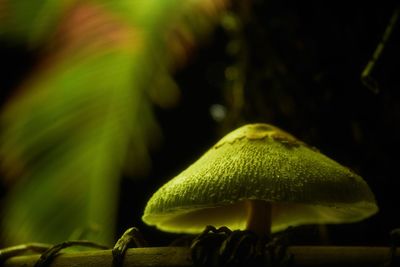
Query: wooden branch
2 246 398 267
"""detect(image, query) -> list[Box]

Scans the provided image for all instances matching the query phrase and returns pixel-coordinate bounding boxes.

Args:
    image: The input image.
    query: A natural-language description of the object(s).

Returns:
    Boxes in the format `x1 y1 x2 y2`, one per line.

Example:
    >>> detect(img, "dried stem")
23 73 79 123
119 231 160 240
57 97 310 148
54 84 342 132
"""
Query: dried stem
2 246 399 267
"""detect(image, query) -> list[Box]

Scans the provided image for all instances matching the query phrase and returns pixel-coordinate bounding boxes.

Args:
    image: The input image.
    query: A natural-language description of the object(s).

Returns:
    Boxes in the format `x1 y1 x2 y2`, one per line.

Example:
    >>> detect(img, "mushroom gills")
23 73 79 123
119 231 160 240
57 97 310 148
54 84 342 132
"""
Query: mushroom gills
145 199 376 234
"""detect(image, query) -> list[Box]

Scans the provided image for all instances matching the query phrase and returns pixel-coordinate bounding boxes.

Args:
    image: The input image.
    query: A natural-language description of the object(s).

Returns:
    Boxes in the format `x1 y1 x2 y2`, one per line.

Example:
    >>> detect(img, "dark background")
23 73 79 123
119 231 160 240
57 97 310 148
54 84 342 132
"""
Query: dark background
2 1 400 247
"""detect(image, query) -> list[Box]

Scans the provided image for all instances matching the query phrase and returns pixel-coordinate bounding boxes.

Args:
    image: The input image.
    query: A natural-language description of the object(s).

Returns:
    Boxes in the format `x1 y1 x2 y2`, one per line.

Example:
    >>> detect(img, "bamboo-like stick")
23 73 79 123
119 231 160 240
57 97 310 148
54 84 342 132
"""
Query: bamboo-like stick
2 246 398 267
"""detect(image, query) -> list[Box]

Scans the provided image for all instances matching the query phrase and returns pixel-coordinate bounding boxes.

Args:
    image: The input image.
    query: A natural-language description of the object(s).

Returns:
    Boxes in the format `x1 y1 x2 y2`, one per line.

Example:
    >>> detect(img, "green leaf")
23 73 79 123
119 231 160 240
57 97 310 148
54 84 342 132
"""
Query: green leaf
0 0 227 245
1 49 149 244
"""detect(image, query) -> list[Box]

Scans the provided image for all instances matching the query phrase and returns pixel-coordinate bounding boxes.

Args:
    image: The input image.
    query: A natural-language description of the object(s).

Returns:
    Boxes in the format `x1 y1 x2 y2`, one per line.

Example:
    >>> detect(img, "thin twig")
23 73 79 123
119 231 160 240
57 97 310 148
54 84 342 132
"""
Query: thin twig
0 243 51 261
361 5 400 94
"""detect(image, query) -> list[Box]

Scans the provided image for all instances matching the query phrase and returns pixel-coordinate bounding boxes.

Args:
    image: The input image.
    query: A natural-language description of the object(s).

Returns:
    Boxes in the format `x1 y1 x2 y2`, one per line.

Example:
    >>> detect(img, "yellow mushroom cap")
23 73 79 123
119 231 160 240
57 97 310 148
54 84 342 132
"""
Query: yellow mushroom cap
142 123 378 234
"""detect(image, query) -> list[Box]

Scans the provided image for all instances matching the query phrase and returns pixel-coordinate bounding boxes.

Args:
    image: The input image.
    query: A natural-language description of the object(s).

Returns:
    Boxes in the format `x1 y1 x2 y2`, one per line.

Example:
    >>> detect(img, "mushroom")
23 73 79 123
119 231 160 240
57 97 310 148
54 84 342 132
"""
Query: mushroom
142 123 378 236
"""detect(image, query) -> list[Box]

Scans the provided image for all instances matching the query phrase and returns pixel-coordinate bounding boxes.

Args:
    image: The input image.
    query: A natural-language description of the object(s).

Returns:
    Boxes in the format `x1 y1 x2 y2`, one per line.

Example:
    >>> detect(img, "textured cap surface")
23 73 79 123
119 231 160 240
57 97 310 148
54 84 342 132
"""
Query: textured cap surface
142 123 378 234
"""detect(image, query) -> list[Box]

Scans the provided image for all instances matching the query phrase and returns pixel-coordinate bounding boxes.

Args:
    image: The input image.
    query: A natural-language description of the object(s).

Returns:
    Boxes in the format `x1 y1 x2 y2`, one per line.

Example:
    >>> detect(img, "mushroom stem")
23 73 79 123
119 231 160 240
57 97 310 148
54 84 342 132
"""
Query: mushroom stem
245 199 272 236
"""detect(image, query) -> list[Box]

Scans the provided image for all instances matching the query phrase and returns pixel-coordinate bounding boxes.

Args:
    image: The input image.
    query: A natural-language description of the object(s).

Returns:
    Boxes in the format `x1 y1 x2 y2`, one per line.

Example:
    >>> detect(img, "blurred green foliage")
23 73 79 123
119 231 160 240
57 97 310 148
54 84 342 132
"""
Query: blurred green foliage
0 0 227 245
